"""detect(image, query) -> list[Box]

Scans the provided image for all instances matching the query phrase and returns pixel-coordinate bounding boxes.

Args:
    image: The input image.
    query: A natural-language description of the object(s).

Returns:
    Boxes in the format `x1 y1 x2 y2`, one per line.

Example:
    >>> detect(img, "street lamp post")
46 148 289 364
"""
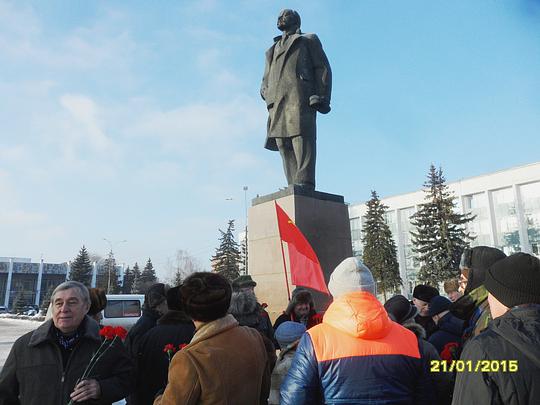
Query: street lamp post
243 186 248 275
103 238 127 294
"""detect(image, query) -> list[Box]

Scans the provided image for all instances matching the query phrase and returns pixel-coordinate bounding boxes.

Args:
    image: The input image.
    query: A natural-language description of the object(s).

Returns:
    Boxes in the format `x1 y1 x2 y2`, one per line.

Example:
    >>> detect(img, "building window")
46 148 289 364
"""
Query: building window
520 182 540 258
491 188 521 255
0 274 6 304
398 207 418 280
384 210 398 237
463 192 491 246
350 216 363 257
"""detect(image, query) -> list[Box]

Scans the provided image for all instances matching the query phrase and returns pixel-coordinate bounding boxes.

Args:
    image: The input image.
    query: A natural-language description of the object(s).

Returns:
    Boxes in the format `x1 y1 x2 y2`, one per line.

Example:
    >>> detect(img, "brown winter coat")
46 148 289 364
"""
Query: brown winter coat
153 314 271 405
0 317 134 405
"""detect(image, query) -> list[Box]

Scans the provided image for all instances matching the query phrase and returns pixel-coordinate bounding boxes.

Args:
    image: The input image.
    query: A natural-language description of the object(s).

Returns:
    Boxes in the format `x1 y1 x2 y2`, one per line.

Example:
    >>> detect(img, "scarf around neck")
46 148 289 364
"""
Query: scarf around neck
53 319 85 350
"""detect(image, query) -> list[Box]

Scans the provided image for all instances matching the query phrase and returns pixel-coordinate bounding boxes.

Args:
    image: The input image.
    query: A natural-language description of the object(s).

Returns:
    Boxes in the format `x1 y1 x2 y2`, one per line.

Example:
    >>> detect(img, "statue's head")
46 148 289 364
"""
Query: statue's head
277 9 301 32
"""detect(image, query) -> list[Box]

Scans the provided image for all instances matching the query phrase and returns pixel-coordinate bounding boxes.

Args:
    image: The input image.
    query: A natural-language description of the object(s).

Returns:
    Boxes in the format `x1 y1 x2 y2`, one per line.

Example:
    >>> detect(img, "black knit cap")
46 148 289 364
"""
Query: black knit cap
428 296 452 317
413 285 439 303
181 272 232 322
485 252 540 308
166 286 183 311
384 295 418 324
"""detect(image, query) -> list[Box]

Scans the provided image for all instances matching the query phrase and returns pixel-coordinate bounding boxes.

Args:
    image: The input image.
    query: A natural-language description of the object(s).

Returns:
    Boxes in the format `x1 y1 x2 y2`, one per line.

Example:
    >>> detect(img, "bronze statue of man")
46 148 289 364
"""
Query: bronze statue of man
261 9 332 191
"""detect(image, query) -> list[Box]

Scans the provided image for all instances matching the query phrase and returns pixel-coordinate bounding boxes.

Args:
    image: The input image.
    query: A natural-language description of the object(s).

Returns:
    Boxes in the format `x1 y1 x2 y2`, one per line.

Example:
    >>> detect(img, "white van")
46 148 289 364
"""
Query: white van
102 294 145 330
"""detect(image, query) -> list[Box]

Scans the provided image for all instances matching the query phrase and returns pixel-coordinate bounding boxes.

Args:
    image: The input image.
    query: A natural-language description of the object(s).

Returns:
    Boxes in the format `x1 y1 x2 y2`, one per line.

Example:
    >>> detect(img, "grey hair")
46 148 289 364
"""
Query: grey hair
52 281 91 306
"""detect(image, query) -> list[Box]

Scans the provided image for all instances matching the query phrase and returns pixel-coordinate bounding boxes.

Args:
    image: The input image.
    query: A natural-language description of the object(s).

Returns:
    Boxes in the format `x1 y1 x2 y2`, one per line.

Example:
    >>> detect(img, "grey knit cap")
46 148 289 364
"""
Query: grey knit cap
328 257 376 298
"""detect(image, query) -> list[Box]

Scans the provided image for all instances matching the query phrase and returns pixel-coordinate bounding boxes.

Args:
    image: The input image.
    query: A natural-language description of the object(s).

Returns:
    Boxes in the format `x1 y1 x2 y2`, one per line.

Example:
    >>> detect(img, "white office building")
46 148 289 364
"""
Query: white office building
349 161 540 296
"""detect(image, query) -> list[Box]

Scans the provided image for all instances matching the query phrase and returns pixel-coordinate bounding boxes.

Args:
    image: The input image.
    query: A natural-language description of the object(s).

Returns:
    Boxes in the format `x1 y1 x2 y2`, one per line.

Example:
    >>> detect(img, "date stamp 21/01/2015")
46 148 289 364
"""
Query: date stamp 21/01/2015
430 360 518 373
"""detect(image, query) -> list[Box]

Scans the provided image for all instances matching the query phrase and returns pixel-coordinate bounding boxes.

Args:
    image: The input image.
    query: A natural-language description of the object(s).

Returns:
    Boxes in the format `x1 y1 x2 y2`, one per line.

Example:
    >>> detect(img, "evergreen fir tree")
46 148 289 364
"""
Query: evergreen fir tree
410 165 475 285
40 286 55 314
69 245 93 286
131 262 143 293
362 190 402 300
122 266 134 294
140 258 157 285
211 220 241 282
13 291 26 314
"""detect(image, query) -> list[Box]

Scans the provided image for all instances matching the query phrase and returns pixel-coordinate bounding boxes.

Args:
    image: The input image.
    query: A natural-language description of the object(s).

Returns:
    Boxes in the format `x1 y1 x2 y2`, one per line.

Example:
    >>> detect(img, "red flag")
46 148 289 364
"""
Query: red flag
275 202 330 295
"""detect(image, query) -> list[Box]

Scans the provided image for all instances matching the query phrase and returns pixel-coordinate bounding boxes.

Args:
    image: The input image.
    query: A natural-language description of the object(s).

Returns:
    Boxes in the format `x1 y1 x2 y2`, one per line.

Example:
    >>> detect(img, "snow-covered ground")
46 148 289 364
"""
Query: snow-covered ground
0 312 46 322
0 317 40 370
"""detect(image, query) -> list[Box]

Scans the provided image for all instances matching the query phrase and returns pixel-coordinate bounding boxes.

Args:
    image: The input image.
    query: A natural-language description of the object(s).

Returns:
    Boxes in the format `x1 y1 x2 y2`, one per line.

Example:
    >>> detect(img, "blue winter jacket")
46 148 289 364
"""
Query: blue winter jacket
428 312 464 354
280 292 435 405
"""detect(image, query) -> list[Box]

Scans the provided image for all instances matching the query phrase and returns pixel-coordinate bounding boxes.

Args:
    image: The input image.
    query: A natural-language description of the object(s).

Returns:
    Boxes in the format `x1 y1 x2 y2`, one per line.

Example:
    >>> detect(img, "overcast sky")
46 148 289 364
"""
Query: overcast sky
1 0 539 279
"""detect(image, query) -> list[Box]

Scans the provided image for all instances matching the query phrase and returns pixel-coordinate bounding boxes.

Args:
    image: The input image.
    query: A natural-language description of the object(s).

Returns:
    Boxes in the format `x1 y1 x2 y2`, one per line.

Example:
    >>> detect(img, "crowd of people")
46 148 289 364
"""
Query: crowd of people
0 245 538 404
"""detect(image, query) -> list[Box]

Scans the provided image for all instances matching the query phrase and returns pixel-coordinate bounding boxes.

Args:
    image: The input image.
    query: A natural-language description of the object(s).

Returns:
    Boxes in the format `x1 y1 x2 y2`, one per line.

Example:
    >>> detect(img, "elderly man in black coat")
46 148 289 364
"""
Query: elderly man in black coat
0 281 134 405
261 9 332 190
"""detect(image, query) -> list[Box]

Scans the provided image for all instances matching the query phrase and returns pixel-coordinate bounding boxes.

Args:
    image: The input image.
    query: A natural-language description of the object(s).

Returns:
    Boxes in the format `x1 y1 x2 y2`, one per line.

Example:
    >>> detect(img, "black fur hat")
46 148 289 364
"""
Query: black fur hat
461 246 506 295
181 272 232 322
166 286 183 311
144 283 168 310
285 287 314 315
88 288 107 316
412 285 439 303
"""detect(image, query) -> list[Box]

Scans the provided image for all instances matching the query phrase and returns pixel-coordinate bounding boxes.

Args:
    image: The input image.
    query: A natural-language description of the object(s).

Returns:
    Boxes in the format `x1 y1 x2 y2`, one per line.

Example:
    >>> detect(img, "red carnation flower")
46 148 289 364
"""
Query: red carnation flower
440 342 459 362
99 325 115 340
178 343 188 350
113 326 128 340
163 343 176 353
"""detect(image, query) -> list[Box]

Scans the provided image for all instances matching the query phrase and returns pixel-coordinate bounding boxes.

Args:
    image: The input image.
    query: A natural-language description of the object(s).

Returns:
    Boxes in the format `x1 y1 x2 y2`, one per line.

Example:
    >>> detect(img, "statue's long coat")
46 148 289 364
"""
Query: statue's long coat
261 31 332 151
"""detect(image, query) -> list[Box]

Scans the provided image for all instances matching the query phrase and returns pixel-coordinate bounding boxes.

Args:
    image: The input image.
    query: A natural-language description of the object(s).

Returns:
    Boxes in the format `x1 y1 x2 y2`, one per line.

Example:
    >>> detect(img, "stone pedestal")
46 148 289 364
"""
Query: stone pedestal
248 186 352 321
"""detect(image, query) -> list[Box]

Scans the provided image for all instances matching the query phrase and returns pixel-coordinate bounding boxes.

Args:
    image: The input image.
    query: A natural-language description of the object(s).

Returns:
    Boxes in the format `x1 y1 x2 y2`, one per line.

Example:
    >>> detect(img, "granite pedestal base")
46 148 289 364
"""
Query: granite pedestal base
248 185 352 321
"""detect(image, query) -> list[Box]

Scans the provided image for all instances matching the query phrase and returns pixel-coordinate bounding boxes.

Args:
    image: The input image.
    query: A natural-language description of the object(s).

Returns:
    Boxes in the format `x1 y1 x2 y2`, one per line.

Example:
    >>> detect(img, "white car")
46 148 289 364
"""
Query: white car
102 294 145 331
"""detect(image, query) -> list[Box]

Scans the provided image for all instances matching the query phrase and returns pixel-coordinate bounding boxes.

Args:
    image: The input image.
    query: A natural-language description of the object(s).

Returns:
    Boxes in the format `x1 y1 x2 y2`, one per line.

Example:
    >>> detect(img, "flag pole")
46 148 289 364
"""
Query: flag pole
279 239 292 301
275 202 291 301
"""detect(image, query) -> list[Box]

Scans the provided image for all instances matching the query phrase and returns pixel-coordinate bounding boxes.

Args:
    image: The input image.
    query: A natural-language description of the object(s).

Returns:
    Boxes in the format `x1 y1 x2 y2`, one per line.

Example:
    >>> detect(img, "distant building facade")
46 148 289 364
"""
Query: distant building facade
0 257 125 309
349 162 540 297
0 258 68 309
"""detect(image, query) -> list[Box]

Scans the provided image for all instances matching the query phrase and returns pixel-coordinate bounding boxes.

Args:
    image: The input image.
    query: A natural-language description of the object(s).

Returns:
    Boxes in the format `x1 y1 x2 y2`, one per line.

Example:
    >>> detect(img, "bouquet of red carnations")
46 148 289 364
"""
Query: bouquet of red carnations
163 343 188 363
67 326 128 405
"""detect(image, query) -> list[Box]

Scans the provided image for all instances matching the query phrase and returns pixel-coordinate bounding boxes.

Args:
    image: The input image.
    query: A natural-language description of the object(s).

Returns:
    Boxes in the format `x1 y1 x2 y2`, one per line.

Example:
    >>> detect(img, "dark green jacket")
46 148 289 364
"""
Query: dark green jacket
450 285 491 349
0 317 134 405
